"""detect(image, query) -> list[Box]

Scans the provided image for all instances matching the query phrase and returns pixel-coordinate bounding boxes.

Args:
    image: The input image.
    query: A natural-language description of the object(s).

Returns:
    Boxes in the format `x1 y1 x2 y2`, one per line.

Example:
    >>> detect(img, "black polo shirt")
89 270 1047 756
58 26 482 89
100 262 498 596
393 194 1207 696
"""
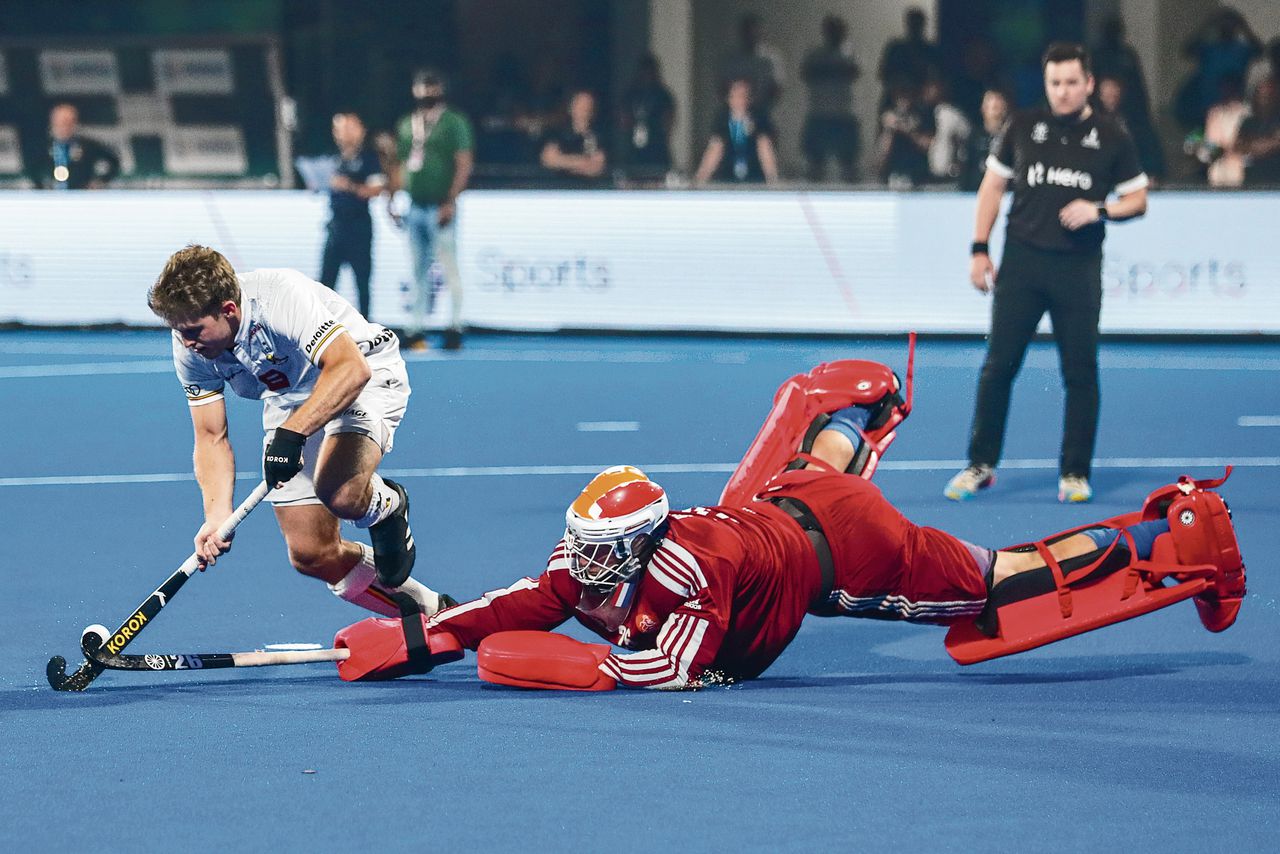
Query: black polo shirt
329 146 383 225
541 126 607 188
709 109 775 183
987 108 1146 253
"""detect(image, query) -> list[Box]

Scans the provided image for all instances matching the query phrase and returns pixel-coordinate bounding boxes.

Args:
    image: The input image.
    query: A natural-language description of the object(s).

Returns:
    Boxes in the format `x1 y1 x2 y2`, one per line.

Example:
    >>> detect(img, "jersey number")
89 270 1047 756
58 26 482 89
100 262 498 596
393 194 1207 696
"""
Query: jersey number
258 369 291 391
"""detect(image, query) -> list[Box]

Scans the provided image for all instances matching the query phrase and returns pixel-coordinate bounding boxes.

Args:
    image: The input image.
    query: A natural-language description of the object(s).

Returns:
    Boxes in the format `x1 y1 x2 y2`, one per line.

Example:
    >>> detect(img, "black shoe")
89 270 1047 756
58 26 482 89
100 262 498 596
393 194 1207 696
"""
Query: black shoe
442 328 463 350
370 478 415 587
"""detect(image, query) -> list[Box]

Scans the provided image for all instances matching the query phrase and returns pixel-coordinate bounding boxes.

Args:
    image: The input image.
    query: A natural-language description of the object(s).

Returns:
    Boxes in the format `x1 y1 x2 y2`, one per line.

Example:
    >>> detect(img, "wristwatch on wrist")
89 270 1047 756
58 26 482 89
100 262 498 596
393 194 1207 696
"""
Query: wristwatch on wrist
1095 203 1109 221
970 241 990 256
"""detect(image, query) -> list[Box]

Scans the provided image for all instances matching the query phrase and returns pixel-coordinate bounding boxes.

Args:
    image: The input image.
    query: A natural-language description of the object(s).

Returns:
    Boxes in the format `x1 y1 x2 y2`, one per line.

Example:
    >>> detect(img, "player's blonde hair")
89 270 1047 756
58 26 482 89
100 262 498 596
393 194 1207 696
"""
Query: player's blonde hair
148 245 241 324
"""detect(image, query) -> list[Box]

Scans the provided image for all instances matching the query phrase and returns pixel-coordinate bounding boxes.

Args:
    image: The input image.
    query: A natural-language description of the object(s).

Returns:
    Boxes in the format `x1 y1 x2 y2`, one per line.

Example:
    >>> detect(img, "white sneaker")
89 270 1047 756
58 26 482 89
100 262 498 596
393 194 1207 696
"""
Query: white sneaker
944 464 996 501
1058 475 1093 503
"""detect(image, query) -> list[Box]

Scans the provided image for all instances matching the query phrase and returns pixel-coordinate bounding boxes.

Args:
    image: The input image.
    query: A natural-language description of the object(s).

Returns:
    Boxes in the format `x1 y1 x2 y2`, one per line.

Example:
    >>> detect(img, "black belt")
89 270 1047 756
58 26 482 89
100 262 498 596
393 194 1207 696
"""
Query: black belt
767 496 835 609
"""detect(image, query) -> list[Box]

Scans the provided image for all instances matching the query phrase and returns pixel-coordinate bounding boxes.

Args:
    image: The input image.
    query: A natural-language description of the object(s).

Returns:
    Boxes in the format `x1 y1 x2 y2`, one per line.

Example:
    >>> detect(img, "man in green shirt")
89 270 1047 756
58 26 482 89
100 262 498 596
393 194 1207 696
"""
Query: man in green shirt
390 69 474 350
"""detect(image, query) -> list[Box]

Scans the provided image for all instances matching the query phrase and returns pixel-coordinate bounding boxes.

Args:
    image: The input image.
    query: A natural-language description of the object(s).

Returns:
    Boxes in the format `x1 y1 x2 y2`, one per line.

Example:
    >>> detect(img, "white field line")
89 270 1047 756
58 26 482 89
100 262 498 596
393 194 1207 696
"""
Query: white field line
4 349 1280 378
576 421 641 432
3 456 1277 488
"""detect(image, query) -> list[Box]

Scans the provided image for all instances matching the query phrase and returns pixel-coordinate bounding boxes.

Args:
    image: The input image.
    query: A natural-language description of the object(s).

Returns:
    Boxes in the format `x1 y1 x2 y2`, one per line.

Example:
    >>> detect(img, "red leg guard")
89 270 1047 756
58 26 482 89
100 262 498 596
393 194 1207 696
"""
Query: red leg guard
720 338 915 506
945 468 1246 664
334 616 464 681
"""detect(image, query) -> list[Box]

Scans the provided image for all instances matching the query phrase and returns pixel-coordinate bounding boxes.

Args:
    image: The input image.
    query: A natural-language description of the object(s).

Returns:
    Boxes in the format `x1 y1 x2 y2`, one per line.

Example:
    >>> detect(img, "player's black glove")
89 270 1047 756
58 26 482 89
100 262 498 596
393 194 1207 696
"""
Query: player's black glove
264 428 307 488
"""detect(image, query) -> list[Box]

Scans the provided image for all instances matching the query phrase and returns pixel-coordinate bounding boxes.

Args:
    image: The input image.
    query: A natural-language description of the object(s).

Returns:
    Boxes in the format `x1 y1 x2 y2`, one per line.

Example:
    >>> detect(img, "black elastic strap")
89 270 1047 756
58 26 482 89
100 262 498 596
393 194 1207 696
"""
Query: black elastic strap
391 591 434 674
785 414 833 472
767 496 835 609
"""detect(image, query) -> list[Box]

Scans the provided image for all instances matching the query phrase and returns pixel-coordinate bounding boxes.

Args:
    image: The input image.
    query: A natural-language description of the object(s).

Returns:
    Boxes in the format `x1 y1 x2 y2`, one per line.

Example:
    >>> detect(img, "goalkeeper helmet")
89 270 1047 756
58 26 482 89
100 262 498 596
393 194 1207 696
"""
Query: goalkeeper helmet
565 466 669 592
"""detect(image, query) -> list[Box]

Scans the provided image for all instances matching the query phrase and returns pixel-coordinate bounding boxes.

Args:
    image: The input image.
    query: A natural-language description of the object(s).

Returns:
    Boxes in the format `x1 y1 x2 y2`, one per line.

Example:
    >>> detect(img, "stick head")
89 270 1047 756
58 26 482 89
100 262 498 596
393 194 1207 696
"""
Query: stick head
47 655 100 691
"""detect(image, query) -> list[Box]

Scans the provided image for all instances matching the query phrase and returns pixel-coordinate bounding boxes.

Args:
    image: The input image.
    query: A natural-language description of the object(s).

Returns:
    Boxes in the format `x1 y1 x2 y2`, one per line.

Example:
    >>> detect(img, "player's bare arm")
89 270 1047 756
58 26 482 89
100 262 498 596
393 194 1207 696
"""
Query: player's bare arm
1060 186 1147 230
190 398 237 567
969 169 1008 292
277 332 372 438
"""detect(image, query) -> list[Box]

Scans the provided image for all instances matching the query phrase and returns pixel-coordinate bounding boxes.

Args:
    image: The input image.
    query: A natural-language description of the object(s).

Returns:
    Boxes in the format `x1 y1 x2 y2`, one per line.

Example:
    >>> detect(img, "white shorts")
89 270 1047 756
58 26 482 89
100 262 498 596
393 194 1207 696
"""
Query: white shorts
262 363 411 506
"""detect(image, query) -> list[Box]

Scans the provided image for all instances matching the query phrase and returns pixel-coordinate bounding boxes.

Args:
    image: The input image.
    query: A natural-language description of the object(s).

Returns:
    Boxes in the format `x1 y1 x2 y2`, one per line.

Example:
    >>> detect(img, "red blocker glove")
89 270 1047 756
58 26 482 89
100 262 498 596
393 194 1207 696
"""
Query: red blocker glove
334 615 464 681
477 631 617 691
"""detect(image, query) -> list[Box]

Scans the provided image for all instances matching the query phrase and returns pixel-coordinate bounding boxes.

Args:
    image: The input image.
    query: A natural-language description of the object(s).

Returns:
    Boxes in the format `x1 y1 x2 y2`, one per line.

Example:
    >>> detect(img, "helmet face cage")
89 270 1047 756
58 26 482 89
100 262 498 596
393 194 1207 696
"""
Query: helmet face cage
564 529 646 592
564 466 669 594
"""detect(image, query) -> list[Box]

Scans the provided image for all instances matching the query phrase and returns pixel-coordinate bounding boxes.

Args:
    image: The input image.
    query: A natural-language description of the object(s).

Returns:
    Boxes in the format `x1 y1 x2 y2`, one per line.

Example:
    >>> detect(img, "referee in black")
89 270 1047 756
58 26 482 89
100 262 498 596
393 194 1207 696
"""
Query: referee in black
945 42 1148 504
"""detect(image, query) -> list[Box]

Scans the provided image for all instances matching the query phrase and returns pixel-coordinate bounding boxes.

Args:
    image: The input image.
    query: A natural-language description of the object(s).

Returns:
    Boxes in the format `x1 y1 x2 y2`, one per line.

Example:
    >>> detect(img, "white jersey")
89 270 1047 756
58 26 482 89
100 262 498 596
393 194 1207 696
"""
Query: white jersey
172 268 401 410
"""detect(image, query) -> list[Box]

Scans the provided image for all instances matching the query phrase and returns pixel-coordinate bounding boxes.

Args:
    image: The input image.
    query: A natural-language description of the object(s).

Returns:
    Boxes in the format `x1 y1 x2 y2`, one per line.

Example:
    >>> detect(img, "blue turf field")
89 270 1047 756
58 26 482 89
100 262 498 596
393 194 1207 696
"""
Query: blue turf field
2 331 1278 851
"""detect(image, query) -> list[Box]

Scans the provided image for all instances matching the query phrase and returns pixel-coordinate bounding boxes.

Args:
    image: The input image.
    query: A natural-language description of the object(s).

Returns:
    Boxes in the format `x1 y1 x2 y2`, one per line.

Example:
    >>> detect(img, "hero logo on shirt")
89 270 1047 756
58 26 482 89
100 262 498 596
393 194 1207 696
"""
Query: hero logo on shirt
1081 127 1101 149
304 319 336 356
1031 122 1048 143
1027 161 1093 190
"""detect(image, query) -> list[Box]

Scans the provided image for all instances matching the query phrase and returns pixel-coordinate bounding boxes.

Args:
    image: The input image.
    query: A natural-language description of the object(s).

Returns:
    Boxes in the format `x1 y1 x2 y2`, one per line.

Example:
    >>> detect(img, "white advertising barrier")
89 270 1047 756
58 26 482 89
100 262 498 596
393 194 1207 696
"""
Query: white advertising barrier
0 190 1276 333
0 192 410 325
459 191 1279 334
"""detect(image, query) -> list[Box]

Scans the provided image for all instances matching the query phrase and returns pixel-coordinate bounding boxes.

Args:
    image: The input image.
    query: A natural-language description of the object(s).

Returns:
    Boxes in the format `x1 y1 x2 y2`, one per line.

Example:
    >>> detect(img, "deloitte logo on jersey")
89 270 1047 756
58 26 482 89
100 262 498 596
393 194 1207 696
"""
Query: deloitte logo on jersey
1026 161 1093 190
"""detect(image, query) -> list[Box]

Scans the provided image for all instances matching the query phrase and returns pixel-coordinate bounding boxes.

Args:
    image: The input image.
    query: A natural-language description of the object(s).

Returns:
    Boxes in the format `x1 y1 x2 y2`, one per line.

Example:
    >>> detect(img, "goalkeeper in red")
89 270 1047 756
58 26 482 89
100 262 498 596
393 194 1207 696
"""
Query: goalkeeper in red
336 360 1245 689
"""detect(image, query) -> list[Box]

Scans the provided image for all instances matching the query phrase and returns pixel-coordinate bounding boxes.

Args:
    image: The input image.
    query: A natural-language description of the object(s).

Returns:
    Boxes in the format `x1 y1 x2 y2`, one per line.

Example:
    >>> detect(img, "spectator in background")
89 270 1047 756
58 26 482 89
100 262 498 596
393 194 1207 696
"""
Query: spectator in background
1093 18 1153 122
525 57 569 138
318 112 384 320
959 88 1009 192
877 84 934 187
719 13 785 120
1092 17 1165 183
923 77 971 182
1246 37 1280 97
475 52 538 169
1238 77 1280 186
694 78 778 186
878 8 941 110
1177 8 1261 130
31 103 120 190
801 14 862 183
952 36 1004 122
1195 75 1249 187
1094 75 1127 126
390 69 474 351
540 89 608 187
617 54 676 185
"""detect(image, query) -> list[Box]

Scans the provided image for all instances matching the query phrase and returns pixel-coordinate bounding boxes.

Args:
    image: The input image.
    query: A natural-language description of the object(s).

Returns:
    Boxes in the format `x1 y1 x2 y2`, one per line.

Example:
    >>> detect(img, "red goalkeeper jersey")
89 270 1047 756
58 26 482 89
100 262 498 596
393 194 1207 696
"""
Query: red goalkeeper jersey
429 470 987 689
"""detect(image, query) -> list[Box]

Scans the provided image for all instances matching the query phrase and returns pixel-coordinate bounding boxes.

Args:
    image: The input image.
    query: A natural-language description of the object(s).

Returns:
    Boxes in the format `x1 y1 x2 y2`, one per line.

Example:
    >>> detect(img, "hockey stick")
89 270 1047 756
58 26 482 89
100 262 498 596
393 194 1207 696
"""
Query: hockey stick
46 480 273 692
81 632 350 672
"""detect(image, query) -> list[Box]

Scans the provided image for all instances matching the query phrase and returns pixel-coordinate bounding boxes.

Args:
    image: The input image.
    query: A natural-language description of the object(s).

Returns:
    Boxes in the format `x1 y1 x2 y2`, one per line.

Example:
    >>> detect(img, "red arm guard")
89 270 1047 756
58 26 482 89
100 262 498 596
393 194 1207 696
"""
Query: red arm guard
477 631 617 691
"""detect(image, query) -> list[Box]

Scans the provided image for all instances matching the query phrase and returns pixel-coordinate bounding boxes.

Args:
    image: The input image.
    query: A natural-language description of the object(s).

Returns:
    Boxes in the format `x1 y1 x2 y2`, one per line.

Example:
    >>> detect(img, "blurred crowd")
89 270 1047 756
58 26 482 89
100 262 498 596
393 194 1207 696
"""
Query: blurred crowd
456 6 1280 190
27 5 1280 193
